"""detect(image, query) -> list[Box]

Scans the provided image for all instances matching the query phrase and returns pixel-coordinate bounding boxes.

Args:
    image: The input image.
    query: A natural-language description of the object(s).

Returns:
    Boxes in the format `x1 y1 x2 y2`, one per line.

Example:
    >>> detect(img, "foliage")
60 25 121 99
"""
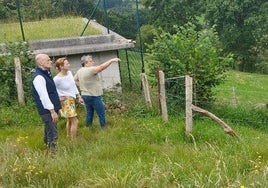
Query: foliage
256 51 268 74
147 23 233 108
0 102 39 129
105 0 124 9
106 9 138 39
140 0 203 34
203 0 268 72
0 0 97 21
1 0 267 74
140 0 268 73
138 24 158 52
99 1 149 40
0 41 35 106
256 60 268 74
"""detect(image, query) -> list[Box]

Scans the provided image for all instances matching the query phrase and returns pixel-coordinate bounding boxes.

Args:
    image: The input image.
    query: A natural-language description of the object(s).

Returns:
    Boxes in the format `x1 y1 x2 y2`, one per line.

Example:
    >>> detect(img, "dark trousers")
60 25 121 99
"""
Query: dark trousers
40 113 58 150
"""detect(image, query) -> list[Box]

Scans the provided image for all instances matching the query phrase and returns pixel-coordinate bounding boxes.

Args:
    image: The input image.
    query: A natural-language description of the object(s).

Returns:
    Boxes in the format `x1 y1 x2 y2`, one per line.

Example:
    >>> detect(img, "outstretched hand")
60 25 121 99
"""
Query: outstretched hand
111 58 121 63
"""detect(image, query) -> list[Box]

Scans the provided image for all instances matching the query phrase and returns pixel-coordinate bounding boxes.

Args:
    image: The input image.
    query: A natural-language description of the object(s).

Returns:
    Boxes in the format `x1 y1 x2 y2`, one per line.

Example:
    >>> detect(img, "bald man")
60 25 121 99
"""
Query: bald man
32 53 61 155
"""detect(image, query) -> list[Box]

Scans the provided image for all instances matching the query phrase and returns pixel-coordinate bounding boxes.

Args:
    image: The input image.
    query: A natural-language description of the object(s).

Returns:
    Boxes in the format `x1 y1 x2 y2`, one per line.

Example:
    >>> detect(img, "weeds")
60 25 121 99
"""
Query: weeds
0 100 268 187
0 71 268 187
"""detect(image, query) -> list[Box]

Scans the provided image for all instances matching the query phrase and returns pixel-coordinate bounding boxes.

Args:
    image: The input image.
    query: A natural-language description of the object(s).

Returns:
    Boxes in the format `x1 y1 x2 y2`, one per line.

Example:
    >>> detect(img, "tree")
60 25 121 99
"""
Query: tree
108 10 137 39
103 3 149 40
141 0 203 34
203 0 268 72
138 24 157 52
105 0 123 9
147 23 233 108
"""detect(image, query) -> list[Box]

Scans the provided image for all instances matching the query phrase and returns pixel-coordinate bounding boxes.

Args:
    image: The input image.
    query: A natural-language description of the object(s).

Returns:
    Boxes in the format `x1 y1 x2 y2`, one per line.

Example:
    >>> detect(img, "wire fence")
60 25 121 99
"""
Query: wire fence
161 75 268 130
112 49 268 130
118 49 143 91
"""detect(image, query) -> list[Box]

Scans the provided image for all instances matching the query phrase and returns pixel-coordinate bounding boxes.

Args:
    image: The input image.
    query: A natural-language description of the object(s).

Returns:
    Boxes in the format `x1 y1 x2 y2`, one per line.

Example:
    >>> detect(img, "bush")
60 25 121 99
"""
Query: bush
0 42 35 106
147 23 234 109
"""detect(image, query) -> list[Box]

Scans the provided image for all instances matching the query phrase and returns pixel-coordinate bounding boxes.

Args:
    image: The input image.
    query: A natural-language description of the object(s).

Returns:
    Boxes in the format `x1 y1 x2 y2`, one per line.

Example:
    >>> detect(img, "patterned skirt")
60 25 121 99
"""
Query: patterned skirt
60 97 77 118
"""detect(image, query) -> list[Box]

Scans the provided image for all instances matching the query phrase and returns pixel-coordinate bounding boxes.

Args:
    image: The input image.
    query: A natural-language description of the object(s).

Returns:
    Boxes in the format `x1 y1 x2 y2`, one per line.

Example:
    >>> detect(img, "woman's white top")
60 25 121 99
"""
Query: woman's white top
53 71 79 98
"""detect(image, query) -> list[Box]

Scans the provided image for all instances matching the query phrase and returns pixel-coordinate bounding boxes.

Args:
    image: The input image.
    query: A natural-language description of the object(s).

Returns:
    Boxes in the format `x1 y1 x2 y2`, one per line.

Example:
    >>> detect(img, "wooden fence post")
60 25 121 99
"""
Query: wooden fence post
231 86 237 108
140 73 152 108
14 57 25 105
185 75 192 133
158 70 168 122
184 76 239 139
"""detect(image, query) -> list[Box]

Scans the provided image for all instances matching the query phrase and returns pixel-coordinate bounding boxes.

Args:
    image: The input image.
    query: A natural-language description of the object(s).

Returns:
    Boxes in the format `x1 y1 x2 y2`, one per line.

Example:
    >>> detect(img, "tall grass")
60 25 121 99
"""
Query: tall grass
212 70 268 131
0 17 101 43
0 88 268 187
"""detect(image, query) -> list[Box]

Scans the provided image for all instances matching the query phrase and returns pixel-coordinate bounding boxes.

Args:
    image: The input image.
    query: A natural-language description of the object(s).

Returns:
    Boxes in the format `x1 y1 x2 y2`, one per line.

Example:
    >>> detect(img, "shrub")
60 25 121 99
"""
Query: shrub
147 23 234 109
0 41 35 106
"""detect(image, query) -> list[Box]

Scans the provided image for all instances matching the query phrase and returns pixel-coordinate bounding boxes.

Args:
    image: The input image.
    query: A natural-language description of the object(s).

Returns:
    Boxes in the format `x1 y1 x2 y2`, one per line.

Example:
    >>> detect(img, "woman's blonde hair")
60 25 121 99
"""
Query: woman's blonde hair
55 57 67 71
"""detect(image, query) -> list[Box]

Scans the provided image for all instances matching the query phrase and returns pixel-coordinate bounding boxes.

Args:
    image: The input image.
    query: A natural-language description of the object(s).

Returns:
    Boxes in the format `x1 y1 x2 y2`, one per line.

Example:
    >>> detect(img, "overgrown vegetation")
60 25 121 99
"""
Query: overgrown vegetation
147 23 233 108
0 42 34 105
0 86 267 187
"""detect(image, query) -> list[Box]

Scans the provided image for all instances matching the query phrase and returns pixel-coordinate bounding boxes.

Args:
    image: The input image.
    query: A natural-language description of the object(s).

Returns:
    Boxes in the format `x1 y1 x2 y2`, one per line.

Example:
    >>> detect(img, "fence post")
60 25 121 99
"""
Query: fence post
14 57 25 105
140 73 152 108
231 86 237 108
158 70 168 122
185 75 192 133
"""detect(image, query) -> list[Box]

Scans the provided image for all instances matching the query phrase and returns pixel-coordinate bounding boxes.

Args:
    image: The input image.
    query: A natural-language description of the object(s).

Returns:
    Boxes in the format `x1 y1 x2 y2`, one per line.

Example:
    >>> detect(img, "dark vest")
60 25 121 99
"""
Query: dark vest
32 67 61 115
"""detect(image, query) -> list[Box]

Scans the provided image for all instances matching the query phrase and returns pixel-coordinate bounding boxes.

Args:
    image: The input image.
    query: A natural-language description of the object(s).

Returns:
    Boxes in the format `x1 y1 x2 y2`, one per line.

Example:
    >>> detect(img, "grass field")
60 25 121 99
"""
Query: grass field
214 70 268 107
0 70 268 187
0 17 101 43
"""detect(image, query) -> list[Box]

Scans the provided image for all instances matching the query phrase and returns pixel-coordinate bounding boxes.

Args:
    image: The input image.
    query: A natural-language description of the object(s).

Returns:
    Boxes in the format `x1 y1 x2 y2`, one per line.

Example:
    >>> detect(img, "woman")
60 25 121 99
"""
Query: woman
54 57 83 140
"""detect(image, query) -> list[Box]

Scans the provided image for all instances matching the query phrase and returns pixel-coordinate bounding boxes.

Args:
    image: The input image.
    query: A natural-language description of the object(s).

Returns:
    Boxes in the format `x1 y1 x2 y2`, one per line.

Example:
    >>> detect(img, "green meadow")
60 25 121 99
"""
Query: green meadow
0 17 101 43
214 70 268 107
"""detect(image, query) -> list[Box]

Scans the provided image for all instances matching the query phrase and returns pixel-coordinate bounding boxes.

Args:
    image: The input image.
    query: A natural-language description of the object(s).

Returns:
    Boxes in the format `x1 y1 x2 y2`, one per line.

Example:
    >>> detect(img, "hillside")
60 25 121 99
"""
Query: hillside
0 17 101 43
214 70 268 107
